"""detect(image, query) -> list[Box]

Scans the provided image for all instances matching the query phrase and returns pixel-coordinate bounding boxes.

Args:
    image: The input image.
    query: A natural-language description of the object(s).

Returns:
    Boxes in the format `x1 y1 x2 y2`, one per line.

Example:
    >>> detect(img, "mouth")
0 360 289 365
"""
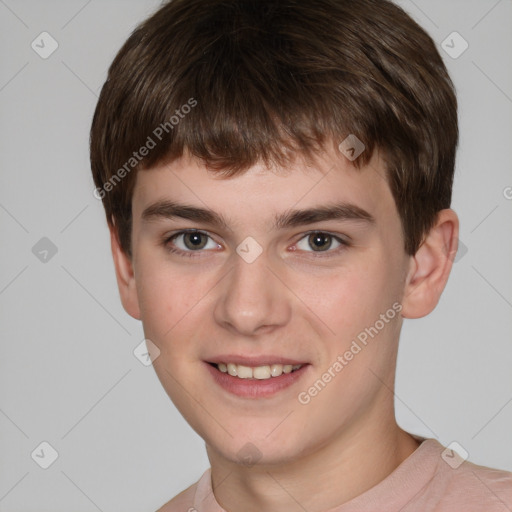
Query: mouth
209 362 304 380
204 358 310 398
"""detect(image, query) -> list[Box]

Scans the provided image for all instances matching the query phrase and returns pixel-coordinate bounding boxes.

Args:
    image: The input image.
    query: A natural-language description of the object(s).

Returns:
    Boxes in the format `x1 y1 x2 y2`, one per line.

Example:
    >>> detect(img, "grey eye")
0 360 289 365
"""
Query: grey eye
296 232 341 252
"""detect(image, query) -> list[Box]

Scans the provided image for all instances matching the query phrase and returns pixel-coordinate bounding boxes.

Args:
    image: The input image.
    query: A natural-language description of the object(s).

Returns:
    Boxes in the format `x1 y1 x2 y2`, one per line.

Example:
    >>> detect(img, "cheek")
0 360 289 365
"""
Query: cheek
297 255 403 362
135 261 196 342
302 263 388 331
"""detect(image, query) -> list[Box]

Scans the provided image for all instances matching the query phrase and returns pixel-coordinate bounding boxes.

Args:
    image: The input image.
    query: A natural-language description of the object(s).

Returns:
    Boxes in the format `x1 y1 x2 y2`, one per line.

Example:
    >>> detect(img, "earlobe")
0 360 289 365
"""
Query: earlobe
401 209 459 319
109 222 141 320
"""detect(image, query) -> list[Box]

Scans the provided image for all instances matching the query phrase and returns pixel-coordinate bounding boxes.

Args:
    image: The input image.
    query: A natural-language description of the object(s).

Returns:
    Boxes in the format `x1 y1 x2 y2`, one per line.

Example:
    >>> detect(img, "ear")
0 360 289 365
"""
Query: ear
401 209 459 319
109 221 141 320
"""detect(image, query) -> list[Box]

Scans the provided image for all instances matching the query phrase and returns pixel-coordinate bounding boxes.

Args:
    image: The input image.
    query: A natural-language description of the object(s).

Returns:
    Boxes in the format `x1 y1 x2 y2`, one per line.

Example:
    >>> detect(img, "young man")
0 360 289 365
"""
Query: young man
90 0 512 510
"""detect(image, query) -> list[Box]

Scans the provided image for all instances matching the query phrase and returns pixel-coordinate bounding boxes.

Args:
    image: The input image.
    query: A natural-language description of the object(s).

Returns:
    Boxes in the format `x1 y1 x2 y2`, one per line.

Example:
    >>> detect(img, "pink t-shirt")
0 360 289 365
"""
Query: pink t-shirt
157 438 512 511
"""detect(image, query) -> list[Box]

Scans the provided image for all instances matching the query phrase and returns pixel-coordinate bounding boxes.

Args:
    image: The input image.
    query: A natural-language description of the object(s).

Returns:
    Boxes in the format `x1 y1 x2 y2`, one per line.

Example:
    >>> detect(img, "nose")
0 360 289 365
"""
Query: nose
213 250 291 337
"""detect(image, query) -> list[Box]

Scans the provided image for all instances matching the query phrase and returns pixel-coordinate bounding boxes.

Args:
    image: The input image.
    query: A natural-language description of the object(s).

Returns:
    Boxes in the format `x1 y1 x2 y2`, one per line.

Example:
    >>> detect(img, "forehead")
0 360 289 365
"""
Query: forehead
132 149 396 228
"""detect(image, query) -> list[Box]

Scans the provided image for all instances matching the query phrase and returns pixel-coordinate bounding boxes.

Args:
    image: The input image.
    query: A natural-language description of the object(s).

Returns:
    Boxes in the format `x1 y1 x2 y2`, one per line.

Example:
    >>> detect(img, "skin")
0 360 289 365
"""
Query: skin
110 146 459 512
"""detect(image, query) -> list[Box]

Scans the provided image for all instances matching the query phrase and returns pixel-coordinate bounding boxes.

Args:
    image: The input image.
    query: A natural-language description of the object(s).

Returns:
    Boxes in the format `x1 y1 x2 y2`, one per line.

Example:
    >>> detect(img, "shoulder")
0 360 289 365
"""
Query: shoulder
401 438 512 511
433 456 512 510
155 480 198 512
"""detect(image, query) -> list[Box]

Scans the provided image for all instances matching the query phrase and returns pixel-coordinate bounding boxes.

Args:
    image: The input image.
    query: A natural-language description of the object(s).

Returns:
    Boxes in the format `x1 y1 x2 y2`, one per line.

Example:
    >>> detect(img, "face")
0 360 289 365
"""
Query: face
122 147 412 466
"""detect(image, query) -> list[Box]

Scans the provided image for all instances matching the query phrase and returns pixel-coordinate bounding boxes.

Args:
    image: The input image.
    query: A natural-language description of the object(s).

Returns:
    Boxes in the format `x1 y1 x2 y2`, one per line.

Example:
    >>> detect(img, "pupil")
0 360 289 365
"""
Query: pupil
310 233 331 251
185 232 206 249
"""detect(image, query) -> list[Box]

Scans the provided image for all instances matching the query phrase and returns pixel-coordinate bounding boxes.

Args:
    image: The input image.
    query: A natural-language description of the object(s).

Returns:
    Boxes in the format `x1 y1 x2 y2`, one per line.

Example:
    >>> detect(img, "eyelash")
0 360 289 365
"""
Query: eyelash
162 229 350 259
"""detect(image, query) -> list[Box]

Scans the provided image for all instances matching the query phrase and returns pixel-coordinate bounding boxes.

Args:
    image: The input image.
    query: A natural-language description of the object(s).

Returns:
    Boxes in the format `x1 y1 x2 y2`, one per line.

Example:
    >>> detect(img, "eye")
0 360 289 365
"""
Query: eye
295 231 346 255
165 230 220 256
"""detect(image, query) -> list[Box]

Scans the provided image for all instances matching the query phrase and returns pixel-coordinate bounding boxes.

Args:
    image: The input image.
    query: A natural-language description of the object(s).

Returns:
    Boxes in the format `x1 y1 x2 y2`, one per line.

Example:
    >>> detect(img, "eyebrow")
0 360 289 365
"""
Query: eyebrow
141 199 375 230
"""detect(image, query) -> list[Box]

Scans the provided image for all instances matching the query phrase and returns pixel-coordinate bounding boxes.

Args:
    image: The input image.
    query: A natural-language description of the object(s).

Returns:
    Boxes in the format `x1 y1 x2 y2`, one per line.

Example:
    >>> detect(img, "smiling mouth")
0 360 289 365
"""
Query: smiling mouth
209 362 304 380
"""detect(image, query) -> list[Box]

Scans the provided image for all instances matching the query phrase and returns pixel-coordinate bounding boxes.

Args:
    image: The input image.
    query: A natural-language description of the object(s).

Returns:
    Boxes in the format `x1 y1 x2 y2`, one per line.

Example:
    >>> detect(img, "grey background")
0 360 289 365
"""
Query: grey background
0 0 511 510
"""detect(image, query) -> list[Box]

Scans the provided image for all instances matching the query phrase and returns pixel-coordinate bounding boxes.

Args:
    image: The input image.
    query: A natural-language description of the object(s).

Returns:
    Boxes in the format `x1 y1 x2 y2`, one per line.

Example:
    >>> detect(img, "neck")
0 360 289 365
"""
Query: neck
207 406 420 512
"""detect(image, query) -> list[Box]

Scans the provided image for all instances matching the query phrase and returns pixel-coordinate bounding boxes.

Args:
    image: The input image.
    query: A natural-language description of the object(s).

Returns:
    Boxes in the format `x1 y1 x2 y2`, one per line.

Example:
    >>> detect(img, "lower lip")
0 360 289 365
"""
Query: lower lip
204 362 310 399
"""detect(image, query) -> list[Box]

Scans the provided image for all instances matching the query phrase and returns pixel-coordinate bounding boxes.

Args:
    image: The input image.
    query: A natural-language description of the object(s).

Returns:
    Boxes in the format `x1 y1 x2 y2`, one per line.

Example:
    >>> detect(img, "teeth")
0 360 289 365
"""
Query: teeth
270 364 283 377
237 365 253 379
253 365 271 379
215 362 303 380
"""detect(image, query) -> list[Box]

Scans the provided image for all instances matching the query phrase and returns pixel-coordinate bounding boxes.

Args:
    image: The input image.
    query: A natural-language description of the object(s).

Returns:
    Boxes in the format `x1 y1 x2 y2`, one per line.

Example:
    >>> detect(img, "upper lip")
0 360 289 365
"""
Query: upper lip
206 355 308 366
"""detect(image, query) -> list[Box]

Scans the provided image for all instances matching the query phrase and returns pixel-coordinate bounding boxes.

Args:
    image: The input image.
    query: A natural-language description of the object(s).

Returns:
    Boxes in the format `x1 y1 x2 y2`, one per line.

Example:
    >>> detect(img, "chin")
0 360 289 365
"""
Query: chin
204 425 310 467
213 442 302 468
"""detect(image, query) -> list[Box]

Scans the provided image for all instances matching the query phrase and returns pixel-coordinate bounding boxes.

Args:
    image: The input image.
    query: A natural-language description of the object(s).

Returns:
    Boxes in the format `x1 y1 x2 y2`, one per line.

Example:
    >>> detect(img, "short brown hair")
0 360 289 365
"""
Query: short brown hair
90 0 458 257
